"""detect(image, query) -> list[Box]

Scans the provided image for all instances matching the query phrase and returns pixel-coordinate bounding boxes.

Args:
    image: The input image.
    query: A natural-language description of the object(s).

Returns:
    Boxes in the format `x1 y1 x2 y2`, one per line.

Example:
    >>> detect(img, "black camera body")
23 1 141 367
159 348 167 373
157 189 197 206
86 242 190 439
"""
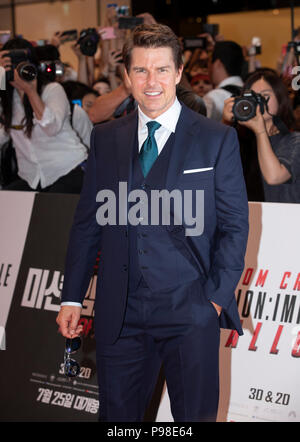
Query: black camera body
232 90 269 122
77 28 100 56
6 49 37 82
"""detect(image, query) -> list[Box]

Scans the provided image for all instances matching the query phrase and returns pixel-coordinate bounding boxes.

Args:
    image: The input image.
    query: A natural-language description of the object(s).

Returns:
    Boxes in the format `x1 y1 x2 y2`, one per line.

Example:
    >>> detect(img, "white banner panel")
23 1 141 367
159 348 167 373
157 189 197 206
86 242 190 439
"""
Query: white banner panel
156 202 300 422
0 191 35 333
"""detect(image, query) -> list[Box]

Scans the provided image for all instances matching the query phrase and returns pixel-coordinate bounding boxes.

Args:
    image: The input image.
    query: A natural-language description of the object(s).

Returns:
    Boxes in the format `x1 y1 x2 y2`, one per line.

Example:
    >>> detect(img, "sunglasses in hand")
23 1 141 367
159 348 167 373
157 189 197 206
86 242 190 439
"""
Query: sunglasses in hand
64 336 81 377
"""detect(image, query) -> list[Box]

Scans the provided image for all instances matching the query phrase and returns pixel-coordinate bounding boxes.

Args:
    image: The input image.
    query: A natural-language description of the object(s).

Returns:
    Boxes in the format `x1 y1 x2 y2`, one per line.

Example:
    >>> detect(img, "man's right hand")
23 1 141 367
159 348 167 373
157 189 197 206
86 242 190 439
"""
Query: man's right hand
56 305 83 339
222 96 235 124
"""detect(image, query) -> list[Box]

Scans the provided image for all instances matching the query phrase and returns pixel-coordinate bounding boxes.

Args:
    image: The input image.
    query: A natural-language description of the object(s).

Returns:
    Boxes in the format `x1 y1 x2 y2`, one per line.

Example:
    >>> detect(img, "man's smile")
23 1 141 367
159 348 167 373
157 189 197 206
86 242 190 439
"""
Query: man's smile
144 91 163 97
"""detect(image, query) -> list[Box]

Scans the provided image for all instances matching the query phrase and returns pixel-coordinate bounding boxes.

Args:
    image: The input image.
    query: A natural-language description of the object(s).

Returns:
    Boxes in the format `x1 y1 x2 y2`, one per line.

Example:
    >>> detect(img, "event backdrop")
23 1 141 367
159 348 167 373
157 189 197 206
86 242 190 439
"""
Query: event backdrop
0 191 35 350
0 191 299 422
0 193 98 421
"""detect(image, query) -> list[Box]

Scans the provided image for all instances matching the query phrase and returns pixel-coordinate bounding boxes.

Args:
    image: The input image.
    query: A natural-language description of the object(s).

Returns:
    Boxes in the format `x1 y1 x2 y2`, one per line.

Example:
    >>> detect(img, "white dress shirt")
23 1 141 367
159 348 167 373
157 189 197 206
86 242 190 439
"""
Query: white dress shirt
61 97 182 309
138 97 182 153
0 82 89 189
203 76 244 121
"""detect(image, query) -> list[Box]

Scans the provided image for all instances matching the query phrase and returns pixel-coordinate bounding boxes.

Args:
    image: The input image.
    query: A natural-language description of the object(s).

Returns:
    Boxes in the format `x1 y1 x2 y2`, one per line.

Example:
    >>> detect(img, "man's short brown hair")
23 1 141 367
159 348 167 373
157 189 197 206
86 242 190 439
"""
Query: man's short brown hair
122 23 183 72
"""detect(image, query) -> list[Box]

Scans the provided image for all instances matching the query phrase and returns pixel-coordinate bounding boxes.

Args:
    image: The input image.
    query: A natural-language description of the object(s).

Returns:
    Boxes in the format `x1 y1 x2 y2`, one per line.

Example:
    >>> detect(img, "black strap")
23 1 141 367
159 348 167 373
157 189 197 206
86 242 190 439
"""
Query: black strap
272 115 290 135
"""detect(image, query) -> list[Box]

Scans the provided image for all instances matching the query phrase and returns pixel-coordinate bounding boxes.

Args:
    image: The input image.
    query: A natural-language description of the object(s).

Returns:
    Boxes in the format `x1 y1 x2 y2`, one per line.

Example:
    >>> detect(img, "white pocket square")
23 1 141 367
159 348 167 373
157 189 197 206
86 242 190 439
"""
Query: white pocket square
183 167 214 174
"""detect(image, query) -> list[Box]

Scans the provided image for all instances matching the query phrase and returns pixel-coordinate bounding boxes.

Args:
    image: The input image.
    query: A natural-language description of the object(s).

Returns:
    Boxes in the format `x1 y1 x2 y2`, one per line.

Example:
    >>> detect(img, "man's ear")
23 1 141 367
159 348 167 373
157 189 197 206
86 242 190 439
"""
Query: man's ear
214 58 225 71
175 65 184 85
123 68 131 87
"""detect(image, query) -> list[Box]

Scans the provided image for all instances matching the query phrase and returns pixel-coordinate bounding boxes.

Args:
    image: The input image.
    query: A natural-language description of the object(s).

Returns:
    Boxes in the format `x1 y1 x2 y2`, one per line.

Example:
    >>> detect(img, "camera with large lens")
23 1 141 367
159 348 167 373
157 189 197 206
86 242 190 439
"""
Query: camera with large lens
35 44 64 81
77 28 100 56
6 49 37 82
232 90 269 121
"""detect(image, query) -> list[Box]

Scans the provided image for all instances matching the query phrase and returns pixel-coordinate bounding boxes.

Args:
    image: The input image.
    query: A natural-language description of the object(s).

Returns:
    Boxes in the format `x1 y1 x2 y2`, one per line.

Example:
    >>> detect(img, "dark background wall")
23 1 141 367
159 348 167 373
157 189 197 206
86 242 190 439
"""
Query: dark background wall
131 0 300 36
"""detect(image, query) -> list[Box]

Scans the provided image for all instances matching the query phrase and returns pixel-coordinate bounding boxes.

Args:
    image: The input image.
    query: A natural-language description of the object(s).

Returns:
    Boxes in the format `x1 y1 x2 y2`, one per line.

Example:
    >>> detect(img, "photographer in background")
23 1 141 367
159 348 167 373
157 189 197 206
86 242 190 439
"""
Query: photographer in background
0 37 88 193
190 73 213 97
59 80 94 148
92 76 111 95
51 29 98 87
61 80 99 114
88 6 148 123
223 68 300 203
204 40 245 121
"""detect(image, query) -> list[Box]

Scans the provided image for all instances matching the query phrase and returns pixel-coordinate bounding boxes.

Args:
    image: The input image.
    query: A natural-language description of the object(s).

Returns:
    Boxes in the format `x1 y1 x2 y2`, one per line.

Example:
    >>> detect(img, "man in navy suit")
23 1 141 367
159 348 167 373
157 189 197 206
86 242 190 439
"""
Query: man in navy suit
56 24 249 422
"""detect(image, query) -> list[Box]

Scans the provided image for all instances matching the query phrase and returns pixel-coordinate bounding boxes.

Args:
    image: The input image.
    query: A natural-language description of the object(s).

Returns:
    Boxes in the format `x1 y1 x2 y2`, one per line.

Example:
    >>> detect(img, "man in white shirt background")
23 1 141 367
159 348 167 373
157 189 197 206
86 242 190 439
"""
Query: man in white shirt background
203 41 245 121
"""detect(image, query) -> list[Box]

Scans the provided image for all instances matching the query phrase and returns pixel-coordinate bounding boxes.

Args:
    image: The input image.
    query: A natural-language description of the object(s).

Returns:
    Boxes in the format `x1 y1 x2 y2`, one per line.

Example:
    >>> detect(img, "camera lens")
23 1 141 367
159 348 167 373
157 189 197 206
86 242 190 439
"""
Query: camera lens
233 98 256 121
17 61 37 81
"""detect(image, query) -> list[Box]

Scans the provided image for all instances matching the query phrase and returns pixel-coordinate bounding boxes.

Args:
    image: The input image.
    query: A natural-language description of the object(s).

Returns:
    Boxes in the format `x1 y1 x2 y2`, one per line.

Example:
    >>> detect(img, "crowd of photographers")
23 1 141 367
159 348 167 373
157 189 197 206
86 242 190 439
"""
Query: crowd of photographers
0 6 300 202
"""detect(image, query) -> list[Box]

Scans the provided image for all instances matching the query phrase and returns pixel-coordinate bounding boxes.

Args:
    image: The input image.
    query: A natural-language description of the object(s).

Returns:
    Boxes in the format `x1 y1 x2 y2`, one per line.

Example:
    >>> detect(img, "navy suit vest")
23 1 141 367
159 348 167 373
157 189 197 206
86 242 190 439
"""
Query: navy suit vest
128 131 200 292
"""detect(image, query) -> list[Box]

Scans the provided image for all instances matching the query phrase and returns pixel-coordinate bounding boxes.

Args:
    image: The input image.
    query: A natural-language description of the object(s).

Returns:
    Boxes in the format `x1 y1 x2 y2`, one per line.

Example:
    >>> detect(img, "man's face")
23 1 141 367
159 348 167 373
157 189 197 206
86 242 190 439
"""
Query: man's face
125 46 183 119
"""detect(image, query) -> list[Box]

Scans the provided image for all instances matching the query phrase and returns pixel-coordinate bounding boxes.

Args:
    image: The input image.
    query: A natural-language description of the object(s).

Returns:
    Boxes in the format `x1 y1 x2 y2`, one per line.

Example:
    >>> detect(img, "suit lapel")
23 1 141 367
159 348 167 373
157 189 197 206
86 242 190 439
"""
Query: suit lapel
165 104 199 191
116 109 138 187
115 104 200 192
115 110 138 226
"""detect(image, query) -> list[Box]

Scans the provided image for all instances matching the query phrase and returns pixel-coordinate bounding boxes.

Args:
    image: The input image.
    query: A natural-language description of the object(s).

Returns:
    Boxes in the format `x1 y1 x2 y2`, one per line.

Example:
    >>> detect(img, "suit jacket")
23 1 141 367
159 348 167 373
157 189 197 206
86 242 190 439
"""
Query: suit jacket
61 103 249 343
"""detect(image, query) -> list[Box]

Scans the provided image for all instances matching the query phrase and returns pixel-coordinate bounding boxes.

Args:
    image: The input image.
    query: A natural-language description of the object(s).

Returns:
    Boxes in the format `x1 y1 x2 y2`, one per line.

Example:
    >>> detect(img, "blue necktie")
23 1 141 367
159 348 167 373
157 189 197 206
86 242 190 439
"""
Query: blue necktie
139 121 161 177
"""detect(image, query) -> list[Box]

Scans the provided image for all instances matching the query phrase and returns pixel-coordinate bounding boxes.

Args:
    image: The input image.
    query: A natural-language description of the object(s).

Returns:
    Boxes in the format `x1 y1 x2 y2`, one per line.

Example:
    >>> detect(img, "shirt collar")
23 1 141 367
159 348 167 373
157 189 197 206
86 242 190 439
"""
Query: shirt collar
138 97 182 133
218 76 244 88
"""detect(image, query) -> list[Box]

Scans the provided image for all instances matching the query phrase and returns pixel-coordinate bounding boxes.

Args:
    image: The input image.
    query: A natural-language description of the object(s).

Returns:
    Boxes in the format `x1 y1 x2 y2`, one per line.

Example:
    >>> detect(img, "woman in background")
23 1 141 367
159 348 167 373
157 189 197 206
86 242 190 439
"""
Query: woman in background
223 68 300 203
0 38 89 193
